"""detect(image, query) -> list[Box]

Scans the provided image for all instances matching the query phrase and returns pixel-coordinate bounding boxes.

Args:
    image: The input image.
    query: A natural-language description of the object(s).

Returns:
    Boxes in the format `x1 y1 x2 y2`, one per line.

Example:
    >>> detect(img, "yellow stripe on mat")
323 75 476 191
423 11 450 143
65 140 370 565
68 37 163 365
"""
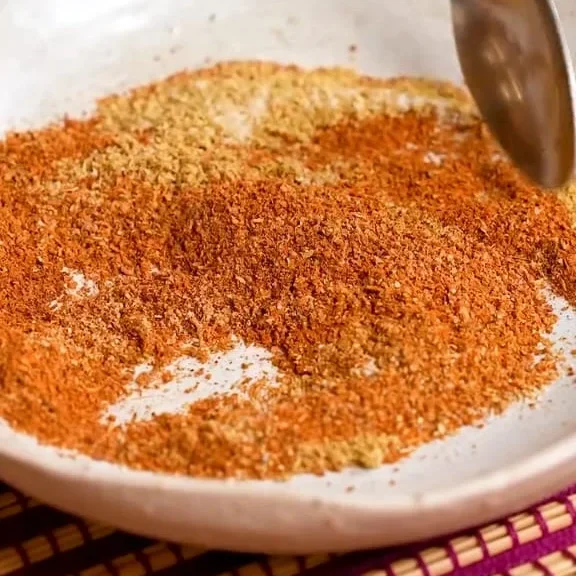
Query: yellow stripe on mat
0 489 574 576
361 496 576 576
220 554 332 576
0 493 18 511
218 497 576 576
0 521 115 575
78 543 203 576
501 545 576 576
0 497 40 520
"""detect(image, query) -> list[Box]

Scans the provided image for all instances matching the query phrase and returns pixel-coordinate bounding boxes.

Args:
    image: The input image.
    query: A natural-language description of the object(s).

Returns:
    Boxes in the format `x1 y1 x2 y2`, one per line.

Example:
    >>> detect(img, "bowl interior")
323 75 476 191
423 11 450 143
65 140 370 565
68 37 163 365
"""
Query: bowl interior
1 0 576 552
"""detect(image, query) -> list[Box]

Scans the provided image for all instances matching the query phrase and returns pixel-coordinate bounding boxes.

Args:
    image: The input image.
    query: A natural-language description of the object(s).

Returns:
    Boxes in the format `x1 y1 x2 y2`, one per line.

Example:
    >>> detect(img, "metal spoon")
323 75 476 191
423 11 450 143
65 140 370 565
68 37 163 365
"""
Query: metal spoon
450 0 576 188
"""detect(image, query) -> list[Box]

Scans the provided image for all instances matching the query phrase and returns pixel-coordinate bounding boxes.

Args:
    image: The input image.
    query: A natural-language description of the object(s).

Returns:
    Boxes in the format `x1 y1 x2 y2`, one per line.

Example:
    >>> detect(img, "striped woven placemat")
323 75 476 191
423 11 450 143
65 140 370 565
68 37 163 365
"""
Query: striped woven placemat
2 482 576 576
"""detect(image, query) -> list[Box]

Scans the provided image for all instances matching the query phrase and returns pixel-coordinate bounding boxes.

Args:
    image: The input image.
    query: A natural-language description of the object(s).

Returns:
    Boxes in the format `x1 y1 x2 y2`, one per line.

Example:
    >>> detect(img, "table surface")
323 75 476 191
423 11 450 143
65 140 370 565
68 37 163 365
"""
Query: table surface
1 481 576 576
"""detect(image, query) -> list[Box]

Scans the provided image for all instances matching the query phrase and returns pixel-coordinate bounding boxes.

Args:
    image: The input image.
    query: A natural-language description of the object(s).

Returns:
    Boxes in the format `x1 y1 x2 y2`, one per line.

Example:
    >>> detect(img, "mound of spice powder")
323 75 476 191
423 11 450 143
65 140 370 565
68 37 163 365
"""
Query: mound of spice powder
1 61 576 479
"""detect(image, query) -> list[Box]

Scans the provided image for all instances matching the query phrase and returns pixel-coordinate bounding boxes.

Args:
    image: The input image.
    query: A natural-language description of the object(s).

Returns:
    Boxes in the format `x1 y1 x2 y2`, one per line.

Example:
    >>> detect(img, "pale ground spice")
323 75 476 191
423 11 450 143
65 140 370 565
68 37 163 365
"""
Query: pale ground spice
0 61 574 479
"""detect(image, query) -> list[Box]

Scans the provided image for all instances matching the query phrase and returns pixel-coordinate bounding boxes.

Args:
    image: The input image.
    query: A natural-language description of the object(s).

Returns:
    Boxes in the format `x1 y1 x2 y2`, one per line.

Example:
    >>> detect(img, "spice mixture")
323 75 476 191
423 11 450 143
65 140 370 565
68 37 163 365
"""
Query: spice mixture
1 61 576 479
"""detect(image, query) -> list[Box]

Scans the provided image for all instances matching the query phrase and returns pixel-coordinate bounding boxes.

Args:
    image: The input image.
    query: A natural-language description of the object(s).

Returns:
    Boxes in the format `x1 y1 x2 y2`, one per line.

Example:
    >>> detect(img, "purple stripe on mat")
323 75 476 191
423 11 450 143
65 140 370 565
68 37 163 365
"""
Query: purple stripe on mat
43 525 62 556
565 547 576 561
257 555 275 576
304 521 576 576
9 533 153 576
416 552 432 576
474 529 490 562
0 506 76 548
533 508 550 538
303 491 576 576
166 543 186 564
0 482 576 576
446 540 461 571
564 496 576 518
301 523 506 576
133 547 154 574
504 518 521 548
445 520 576 576
11 542 31 573
75 520 125 576
154 551 259 576
533 559 552 576
12 489 31 514
301 547 407 576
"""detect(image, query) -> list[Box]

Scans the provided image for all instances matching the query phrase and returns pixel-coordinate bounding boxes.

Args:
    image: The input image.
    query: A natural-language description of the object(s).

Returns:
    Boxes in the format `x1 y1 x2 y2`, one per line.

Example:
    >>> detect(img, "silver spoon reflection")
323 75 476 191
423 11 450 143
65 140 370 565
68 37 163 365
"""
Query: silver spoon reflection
451 0 575 188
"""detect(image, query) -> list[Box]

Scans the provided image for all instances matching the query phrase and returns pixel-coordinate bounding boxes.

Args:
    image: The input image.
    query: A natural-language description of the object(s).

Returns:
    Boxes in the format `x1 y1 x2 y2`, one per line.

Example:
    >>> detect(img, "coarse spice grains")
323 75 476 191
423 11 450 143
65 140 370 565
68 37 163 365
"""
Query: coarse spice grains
0 61 575 479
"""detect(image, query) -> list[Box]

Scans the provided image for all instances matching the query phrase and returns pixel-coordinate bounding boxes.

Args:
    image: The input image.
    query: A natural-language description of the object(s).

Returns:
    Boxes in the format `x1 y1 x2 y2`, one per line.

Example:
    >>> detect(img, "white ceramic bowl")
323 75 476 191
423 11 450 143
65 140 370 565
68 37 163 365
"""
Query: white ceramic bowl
1 0 576 554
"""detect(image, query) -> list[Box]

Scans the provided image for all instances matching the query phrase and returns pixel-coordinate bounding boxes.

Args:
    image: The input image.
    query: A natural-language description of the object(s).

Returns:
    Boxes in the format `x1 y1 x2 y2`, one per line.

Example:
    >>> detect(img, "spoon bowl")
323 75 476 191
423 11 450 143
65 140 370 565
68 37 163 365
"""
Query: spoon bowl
451 0 576 188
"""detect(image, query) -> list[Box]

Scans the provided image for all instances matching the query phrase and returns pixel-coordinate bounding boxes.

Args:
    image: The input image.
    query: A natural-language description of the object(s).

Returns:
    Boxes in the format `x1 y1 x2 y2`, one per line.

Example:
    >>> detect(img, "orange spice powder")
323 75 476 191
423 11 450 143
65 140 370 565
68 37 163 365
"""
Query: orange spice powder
0 62 574 479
